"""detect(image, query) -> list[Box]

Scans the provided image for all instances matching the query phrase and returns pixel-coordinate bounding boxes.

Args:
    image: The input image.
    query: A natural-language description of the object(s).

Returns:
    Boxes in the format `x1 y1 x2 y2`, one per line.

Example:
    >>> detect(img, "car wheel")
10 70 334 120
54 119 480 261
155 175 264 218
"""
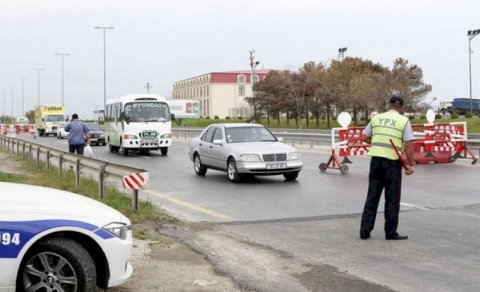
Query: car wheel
194 154 207 176
227 158 241 183
160 147 168 156
19 238 96 292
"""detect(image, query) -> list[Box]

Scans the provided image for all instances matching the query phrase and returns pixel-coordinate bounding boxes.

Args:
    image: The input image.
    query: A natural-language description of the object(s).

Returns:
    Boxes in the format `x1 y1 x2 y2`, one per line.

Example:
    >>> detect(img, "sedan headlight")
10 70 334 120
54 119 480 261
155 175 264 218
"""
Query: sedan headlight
240 154 261 162
288 151 301 160
103 222 131 240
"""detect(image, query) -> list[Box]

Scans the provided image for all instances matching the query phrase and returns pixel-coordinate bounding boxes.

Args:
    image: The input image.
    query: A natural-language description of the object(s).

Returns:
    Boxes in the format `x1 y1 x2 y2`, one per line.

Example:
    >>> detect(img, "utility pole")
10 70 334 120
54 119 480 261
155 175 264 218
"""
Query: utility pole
249 50 260 121
145 82 153 94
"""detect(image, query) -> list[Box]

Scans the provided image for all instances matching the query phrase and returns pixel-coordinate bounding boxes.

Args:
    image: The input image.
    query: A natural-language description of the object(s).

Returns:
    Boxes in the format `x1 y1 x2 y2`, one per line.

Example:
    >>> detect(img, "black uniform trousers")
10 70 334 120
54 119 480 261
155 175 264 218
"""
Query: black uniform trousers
360 156 403 237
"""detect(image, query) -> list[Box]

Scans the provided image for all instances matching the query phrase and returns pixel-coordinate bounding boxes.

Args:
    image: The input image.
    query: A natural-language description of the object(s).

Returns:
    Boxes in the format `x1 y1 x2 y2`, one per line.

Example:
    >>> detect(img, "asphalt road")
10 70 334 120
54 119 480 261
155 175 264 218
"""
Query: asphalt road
18 135 480 291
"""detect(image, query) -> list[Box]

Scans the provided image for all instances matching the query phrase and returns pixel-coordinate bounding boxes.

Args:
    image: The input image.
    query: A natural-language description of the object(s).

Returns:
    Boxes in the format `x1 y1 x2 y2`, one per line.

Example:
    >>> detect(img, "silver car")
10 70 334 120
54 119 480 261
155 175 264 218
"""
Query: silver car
189 123 303 182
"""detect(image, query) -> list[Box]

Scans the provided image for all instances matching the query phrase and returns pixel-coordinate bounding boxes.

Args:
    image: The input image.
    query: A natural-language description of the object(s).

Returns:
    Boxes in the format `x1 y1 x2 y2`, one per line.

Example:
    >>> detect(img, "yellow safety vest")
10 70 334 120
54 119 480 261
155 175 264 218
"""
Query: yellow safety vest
367 111 409 160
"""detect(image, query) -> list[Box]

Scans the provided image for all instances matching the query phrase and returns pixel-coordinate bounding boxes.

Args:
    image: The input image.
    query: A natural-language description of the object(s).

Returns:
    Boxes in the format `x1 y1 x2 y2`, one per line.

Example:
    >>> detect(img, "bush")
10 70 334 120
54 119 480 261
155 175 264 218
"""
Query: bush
435 114 442 119
450 113 458 119
214 115 219 119
409 116 414 120
420 115 426 119
465 112 473 118
238 116 243 120
205 116 210 119
225 116 231 119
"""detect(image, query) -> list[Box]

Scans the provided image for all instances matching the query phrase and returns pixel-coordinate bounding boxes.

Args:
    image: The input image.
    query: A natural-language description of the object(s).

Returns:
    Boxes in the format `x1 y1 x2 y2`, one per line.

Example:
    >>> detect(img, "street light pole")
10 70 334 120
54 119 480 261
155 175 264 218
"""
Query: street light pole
19 78 27 116
249 50 260 121
468 29 480 114
95 26 114 113
33 68 44 106
338 47 347 61
56 53 70 106
10 85 14 119
2 90 7 119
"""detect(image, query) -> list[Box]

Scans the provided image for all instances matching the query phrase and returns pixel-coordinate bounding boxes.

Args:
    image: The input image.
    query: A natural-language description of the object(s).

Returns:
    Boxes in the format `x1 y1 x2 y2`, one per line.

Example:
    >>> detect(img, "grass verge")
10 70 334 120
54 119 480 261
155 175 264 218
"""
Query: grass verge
0 152 177 239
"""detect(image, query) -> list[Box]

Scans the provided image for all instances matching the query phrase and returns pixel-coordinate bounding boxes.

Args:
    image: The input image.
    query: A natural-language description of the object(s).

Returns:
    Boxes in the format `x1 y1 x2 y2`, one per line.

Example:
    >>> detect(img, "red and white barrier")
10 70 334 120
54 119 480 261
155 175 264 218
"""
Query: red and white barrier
320 112 478 174
123 172 149 190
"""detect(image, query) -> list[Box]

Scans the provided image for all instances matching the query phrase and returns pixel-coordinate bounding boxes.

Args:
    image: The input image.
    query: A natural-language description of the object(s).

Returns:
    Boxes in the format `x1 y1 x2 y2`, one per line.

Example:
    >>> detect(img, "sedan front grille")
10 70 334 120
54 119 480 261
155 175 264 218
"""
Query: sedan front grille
262 153 287 162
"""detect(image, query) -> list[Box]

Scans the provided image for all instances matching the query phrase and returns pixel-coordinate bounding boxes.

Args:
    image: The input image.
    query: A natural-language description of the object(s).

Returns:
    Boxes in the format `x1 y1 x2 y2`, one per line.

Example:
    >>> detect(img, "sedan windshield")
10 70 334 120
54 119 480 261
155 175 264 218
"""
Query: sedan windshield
225 127 277 143
124 102 170 123
86 124 102 131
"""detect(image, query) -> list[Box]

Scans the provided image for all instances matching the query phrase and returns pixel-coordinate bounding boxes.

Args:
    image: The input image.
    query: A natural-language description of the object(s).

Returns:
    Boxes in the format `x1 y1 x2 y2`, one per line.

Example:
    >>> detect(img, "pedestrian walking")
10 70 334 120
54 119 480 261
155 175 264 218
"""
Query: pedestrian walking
65 113 90 155
359 96 415 240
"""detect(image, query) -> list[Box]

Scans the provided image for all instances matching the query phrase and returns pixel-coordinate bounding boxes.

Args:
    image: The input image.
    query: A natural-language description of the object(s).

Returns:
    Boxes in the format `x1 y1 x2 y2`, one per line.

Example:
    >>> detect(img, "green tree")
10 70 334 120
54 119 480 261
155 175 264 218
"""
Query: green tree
391 58 432 113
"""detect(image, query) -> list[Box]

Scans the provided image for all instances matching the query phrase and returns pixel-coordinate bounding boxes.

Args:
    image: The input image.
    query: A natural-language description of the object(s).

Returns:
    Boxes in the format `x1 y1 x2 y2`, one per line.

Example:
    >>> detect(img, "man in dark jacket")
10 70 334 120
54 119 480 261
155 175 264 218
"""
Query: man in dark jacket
65 113 89 155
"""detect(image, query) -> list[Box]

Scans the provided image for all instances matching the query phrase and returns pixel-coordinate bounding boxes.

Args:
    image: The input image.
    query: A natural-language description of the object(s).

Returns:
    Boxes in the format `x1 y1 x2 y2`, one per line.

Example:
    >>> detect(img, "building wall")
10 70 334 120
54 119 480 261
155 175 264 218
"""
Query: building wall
172 70 268 118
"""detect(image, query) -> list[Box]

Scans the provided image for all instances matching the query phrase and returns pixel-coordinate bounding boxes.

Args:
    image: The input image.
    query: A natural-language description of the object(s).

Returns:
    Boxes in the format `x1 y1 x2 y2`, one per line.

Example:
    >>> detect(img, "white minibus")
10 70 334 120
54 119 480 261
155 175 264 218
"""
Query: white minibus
105 94 173 156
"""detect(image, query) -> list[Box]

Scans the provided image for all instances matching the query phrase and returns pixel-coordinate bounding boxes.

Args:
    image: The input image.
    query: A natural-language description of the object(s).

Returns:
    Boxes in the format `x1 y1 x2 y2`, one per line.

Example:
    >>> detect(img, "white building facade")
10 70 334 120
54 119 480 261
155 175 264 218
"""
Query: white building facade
172 70 269 118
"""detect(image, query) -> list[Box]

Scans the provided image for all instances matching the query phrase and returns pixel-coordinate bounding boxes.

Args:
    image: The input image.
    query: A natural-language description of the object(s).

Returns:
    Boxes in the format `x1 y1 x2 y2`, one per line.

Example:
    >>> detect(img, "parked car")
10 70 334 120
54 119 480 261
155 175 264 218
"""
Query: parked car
0 182 133 291
56 123 69 139
85 123 106 146
189 123 303 182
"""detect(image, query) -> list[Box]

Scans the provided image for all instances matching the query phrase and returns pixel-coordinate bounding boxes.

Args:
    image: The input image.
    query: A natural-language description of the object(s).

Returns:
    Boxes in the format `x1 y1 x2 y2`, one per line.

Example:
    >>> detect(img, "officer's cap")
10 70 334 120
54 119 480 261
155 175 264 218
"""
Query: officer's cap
388 96 404 107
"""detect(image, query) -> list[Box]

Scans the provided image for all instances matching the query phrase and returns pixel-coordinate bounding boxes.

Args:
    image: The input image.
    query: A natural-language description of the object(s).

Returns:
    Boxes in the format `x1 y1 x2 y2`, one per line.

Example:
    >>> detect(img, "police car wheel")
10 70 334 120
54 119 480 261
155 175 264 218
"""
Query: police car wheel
19 238 97 292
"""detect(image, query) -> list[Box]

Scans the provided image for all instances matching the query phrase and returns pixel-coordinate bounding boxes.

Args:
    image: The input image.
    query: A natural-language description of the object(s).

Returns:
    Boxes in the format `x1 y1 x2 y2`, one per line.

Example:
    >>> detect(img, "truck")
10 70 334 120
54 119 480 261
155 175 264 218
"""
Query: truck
451 98 480 114
34 105 65 136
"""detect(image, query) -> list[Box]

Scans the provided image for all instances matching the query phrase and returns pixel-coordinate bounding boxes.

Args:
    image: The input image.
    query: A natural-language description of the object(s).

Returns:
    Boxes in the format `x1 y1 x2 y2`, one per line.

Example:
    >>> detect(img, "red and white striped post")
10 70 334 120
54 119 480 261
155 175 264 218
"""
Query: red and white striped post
122 172 149 211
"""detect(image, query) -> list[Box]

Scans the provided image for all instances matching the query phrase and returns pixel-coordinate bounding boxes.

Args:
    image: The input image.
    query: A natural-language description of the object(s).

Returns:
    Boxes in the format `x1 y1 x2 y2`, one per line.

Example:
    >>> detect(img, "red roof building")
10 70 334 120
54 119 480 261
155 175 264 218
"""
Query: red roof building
172 70 269 118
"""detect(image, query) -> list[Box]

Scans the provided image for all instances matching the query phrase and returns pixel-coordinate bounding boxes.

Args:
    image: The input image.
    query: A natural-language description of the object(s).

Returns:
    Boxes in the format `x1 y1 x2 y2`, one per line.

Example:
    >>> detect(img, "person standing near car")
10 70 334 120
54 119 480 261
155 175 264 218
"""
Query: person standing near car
65 113 89 155
359 96 415 240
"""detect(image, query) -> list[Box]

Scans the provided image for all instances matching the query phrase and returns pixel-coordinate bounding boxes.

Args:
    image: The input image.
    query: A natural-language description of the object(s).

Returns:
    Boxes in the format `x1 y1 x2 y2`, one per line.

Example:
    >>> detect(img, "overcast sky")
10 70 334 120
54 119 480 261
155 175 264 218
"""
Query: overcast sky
1 0 479 118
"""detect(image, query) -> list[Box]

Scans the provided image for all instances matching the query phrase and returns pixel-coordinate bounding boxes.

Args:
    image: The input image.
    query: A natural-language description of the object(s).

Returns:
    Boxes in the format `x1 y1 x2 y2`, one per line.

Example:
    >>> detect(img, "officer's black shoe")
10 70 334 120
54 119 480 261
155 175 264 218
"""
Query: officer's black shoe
360 231 370 239
385 233 408 240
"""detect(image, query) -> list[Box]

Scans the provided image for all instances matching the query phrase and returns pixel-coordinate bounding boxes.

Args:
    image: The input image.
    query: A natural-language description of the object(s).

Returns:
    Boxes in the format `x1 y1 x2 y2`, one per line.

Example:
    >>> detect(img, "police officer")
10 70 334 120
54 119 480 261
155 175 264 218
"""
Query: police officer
359 96 415 240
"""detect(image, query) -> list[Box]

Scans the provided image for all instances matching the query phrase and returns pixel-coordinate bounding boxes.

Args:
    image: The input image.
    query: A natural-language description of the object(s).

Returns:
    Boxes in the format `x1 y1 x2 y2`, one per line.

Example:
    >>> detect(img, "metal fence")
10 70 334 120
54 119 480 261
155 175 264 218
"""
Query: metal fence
172 128 480 151
0 135 147 202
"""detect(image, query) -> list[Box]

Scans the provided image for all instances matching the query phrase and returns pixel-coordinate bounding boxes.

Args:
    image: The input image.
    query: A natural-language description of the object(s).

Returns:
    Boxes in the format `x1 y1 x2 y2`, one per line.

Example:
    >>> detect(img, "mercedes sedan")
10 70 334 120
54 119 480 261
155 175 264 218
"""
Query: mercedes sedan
189 123 303 182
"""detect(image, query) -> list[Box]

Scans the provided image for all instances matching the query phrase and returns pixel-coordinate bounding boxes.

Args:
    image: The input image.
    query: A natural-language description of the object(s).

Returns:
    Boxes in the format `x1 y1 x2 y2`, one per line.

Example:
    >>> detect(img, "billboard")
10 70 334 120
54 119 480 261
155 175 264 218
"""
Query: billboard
168 99 200 118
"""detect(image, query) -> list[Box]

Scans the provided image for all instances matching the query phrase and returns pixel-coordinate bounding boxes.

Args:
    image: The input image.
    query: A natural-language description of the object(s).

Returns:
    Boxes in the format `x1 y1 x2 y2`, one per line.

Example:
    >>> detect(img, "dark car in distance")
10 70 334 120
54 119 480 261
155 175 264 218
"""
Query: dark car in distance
85 123 106 146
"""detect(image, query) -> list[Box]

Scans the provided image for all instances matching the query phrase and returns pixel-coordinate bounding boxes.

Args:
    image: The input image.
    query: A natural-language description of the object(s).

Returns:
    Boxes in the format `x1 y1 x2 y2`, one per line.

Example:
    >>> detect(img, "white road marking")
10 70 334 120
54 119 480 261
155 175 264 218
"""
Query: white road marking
400 202 431 210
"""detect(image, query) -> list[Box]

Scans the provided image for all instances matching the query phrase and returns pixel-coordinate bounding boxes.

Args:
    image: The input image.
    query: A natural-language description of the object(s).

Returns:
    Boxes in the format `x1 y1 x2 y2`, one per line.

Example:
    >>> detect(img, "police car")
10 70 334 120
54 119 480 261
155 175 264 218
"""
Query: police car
0 182 133 291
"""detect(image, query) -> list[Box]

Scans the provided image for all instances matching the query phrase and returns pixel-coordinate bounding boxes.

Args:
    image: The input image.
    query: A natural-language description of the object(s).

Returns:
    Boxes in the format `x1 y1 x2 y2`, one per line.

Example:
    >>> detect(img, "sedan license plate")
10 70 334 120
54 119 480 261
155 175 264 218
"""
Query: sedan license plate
266 163 287 170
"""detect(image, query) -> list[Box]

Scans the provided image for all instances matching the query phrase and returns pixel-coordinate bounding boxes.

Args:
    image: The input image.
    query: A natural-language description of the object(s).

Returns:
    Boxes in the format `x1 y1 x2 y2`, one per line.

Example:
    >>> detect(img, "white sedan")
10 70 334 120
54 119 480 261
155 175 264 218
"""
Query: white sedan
189 123 303 182
0 182 133 291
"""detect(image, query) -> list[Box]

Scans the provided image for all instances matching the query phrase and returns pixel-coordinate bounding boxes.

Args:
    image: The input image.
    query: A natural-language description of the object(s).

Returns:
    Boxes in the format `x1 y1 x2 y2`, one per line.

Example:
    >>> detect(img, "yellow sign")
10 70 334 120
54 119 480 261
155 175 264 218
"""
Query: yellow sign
42 105 64 114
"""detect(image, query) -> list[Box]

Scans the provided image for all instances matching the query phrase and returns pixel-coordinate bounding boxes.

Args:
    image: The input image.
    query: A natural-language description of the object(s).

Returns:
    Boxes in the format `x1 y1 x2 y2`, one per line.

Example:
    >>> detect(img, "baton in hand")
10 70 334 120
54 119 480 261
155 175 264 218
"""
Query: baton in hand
389 139 408 171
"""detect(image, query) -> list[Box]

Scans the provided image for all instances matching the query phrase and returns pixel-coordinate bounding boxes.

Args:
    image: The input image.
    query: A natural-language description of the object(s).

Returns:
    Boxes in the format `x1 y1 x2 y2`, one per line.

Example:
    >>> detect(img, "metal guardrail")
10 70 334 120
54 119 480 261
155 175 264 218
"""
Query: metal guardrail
0 135 148 201
172 128 480 151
